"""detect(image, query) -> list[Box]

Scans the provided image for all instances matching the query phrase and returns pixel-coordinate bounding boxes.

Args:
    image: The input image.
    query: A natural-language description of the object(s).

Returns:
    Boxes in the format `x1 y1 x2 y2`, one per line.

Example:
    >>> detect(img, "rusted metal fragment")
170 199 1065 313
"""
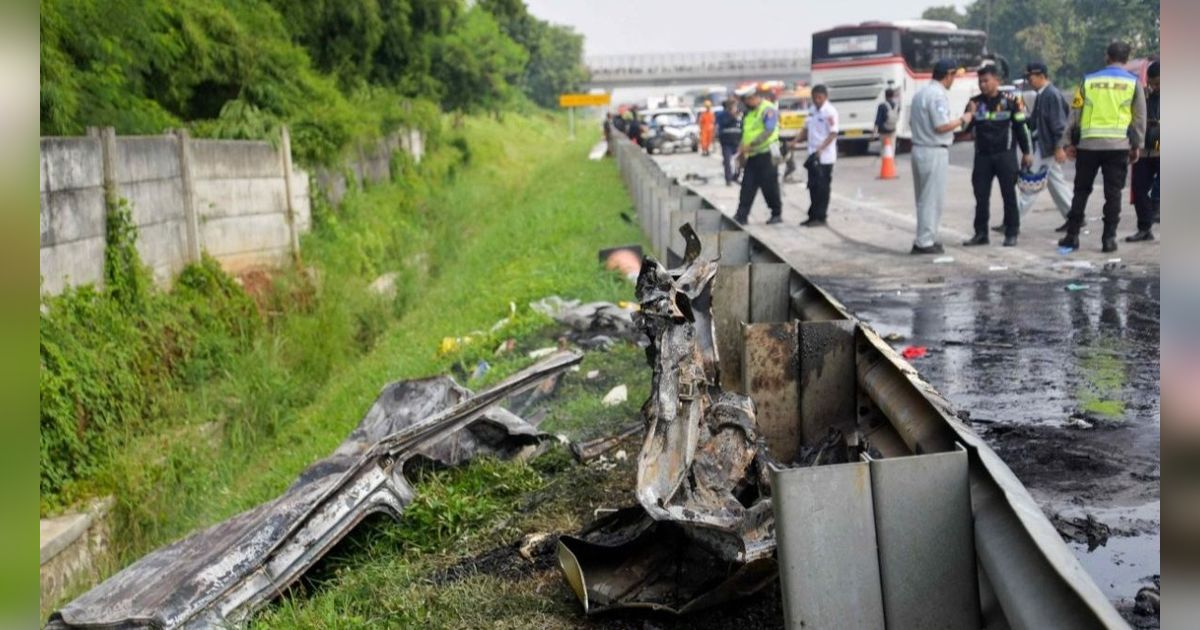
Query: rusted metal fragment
749 262 791 323
711 265 749 393
741 322 800 464
49 352 581 630
798 320 858 448
569 422 642 462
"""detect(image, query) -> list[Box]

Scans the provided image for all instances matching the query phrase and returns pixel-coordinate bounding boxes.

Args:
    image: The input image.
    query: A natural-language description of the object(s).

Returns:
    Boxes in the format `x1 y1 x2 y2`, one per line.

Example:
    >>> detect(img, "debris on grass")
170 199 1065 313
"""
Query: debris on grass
600 384 627 407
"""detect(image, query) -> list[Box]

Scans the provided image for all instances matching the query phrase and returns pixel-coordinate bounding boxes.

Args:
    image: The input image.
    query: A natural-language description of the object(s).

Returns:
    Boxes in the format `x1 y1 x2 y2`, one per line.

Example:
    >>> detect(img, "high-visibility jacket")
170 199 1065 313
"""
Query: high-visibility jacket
741 101 779 155
1078 67 1138 140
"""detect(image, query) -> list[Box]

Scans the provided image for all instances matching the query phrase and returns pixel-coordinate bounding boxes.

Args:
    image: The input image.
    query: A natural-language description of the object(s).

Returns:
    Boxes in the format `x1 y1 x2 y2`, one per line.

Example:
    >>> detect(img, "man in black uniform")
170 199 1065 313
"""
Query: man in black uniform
962 65 1033 247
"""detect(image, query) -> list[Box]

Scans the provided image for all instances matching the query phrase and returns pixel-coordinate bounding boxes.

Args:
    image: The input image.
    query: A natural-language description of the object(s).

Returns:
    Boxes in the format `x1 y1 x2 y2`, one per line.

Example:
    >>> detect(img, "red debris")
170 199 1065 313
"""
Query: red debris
901 345 928 360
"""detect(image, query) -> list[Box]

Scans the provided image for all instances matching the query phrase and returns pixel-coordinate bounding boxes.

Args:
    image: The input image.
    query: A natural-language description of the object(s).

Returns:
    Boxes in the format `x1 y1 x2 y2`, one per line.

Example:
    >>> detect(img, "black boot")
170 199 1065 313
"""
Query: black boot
734 213 748 225
1058 234 1080 250
1125 230 1154 242
766 215 783 225
962 234 989 246
1054 221 1070 233
1102 237 1118 253
1003 235 1018 247
991 225 1005 234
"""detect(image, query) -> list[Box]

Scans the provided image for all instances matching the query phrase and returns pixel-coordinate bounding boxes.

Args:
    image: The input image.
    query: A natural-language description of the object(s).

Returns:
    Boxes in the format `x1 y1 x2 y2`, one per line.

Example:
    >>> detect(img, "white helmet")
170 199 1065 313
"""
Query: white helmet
1018 165 1049 195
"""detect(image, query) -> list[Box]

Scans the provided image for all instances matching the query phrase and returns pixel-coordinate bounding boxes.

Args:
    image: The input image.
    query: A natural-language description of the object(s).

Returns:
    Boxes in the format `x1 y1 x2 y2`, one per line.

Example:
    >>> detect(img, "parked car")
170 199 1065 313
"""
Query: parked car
639 108 700 154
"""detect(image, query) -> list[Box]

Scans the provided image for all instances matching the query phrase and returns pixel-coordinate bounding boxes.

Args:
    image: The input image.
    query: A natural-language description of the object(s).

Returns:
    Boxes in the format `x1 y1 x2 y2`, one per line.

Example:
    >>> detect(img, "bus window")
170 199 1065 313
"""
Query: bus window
901 31 986 73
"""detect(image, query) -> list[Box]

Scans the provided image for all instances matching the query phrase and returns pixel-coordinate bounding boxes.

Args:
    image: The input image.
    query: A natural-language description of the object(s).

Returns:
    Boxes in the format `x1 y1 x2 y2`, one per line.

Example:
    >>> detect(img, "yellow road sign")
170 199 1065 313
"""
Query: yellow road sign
559 93 611 108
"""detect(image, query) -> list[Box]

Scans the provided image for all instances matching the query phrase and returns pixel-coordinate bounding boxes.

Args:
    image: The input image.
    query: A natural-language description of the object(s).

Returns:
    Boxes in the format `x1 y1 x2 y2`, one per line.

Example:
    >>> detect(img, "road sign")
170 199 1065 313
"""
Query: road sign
559 93 611 108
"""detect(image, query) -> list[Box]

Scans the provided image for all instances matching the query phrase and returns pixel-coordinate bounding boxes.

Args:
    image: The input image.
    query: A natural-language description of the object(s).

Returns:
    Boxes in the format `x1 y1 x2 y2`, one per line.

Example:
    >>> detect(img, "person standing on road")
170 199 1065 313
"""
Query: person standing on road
698 100 716 156
1127 60 1160 243
733 85 783 225
1059 41 1147 253
908 60 975 254
790 84 838 227
962 65 1033 247
1014 62 1073 231
874 88 900 142
626 106 645 149
716 98 743 186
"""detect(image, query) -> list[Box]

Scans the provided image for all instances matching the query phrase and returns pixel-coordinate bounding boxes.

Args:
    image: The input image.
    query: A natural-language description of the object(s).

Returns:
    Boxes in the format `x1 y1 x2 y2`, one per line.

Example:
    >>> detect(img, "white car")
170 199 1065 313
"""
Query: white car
639 108 700 154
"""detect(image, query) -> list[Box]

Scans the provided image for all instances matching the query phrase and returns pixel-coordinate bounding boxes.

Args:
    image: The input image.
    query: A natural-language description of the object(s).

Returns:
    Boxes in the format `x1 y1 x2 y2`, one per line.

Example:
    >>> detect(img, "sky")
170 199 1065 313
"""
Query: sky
524 0 971 58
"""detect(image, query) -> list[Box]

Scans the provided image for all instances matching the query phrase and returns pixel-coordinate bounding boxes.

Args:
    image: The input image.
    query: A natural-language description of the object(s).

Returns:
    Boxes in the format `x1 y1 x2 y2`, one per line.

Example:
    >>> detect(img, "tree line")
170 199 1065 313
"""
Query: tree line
921 0 1159 85
40 0 588 164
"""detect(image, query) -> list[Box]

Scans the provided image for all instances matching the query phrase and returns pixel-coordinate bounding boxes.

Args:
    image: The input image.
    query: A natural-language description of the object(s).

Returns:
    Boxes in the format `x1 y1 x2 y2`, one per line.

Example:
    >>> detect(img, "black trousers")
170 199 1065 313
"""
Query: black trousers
806 162 834 220
721 143 740 184
971 150 1019 237
736 153 782 220
1131 156 1160 231
1067 149 1128 238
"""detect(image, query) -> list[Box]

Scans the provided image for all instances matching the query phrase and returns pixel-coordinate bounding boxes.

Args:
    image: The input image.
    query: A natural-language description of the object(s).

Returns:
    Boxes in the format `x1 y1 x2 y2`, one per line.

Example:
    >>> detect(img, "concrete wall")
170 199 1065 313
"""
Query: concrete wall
39 129 312 294
313 128 424 207
40 137 107 294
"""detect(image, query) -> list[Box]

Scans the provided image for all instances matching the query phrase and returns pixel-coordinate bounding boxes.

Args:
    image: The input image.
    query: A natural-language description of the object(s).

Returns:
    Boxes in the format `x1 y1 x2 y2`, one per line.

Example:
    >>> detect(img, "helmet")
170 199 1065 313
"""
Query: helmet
734 85 755 98
1018 165 1049 194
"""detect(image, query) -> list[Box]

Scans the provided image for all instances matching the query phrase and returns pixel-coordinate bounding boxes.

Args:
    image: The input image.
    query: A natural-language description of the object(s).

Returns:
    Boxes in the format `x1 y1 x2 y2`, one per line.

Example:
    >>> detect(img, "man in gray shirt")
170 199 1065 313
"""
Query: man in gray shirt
1015 62 1073 231
909 59 975 254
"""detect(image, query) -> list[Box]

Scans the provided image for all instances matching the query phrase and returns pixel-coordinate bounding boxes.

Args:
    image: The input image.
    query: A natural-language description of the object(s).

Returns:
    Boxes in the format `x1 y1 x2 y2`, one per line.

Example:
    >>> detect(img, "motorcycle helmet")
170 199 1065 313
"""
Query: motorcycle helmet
1018 165 1049 194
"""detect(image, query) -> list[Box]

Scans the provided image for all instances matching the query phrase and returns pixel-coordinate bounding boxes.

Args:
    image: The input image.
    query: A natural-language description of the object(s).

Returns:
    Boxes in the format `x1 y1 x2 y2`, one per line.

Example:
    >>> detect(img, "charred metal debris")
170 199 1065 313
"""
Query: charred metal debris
49 352 581 629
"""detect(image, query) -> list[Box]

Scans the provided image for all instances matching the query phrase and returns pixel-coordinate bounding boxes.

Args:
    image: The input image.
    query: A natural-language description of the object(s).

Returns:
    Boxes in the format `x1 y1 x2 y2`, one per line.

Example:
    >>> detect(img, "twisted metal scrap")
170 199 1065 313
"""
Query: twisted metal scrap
633 225 773 562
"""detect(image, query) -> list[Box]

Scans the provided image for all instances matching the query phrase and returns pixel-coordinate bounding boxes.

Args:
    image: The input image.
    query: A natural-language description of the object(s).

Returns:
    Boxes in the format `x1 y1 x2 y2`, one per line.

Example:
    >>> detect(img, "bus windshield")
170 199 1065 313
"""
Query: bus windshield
812 28 901 63
901 30 986 73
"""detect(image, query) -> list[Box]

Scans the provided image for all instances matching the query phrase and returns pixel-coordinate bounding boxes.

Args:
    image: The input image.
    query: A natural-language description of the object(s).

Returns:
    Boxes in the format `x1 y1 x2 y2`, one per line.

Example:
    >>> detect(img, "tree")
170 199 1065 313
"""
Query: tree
432 7 527 112
478 0 587 107
921 5 967 27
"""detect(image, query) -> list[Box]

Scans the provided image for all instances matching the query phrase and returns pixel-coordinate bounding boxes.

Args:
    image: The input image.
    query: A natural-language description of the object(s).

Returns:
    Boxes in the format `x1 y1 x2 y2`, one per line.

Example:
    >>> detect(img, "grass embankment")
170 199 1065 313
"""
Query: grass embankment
41 111 652 616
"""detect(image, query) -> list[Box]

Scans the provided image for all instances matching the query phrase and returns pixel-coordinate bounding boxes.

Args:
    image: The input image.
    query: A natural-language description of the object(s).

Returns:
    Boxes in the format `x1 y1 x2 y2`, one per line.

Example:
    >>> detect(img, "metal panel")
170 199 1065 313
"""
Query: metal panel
681 193 702 212
718 230 750 266
869 445 980 630
772 461 885 630
695 208 723 234
741 322 800 463
711 265 750 393
798 320 858 447
698 233 720 264
750 263 791 323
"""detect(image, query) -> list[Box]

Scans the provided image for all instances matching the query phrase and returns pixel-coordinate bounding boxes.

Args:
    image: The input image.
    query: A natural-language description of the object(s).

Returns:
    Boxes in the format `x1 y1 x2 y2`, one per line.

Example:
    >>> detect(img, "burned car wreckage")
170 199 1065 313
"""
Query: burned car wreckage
51 212 1131 629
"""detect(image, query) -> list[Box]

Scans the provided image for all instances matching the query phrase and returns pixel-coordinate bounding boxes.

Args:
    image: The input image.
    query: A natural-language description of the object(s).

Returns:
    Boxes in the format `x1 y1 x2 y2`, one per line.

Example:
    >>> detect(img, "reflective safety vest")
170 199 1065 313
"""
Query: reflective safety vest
741 101 779 155
1077 67 1137 140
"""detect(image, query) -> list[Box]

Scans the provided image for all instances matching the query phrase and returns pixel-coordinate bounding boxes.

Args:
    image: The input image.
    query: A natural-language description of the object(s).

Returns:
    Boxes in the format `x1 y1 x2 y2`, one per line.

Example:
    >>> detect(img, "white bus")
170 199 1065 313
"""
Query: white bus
810 20 989 152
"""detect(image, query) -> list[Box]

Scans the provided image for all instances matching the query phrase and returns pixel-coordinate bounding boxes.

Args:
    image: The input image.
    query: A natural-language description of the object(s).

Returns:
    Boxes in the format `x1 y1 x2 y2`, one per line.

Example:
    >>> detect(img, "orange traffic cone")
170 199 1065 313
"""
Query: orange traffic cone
879 134 898 180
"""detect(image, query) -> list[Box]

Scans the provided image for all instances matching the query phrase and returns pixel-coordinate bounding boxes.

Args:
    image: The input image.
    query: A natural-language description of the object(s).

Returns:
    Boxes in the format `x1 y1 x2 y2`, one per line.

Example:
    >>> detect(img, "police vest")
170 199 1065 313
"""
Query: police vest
741 101 779 155
1078 67 1137 140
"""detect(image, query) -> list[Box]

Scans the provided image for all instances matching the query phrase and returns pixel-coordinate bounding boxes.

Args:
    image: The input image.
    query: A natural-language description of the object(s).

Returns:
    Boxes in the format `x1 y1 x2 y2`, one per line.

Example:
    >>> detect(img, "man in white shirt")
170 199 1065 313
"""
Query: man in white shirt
790 84 838 226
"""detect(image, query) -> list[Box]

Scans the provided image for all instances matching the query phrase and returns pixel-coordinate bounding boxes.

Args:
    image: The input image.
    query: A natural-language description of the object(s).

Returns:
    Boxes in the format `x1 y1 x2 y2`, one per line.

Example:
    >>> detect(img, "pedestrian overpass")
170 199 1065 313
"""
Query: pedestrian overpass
584 49 812 89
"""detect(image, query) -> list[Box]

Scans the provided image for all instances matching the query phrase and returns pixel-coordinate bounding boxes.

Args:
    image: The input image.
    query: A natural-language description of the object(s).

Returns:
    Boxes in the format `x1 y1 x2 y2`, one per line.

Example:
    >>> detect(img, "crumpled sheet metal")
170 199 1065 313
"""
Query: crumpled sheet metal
633 225 773 563
559 225 777 615
49 352 581 630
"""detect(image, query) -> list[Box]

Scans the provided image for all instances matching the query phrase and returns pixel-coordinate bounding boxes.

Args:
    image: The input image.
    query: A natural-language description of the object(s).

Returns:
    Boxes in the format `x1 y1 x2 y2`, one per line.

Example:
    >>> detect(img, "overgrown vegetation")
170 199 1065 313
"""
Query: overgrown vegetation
921 0 1159 84
41 112 645 618
41 0 587 164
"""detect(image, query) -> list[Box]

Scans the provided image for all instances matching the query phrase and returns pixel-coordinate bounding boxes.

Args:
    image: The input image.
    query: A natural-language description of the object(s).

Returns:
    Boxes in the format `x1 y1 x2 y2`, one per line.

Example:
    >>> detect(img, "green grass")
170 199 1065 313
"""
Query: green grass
45 111 650 618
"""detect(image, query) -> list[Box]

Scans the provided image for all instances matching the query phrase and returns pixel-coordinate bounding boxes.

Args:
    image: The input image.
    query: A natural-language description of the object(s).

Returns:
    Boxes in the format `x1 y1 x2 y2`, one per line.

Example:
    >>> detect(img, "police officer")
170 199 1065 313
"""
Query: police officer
733 84 783 225
962 65 1033 247
1059 41 1147 253
1127 60 1159 243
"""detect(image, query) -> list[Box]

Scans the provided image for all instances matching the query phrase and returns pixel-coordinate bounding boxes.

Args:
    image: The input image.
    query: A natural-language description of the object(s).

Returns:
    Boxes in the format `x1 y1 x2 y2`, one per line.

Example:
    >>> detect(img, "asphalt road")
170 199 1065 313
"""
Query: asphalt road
650 144 1161 625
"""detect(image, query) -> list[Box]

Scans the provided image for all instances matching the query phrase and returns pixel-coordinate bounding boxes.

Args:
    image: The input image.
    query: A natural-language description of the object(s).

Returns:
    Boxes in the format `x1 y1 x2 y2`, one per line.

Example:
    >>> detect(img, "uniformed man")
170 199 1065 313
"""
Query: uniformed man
1059 41 1147 253
790 84 838 227
733 84 783 225
908 59 974 254
962 65 1033 247
1127 60 1159 243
